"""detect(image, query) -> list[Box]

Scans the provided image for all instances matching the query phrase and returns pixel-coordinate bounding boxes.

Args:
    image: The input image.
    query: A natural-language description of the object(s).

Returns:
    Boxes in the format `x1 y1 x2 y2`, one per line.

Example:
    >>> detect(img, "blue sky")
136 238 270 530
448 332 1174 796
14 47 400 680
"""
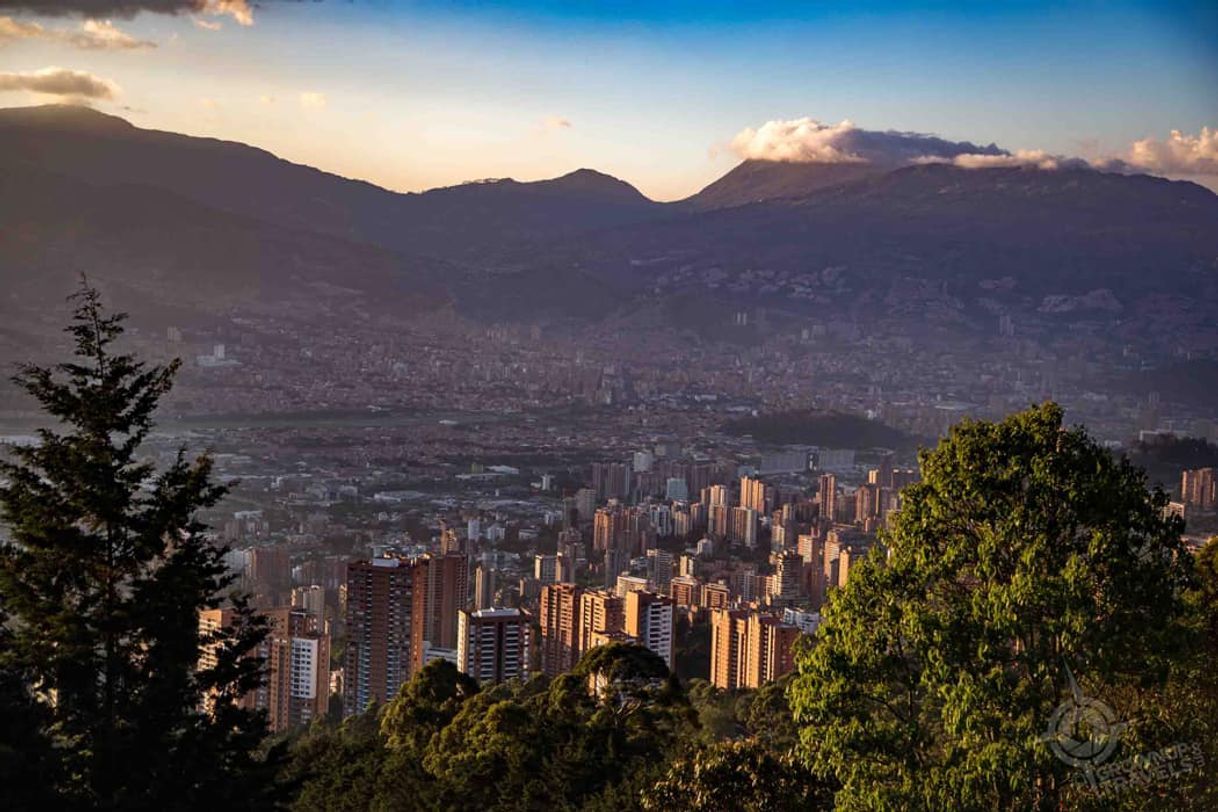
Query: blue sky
0 0 1215 198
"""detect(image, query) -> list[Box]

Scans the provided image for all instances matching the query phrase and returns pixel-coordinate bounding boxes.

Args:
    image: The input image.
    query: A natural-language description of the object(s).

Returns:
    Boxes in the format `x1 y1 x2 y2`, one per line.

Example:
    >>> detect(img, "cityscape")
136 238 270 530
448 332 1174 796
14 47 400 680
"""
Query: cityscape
0 0 1216 809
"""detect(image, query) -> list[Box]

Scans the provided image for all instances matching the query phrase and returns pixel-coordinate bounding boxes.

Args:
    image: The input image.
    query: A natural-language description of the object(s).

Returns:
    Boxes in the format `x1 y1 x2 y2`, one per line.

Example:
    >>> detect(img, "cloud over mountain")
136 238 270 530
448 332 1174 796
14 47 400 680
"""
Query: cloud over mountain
0 66 118 99
1126 127 1218 176
729 117 1006 166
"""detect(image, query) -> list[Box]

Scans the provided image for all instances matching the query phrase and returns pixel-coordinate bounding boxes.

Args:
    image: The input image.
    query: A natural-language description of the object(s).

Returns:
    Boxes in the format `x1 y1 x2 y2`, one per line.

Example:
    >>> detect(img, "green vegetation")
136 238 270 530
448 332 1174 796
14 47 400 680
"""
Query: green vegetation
790 403 1216 810
279 649 828 811
0 283 278 809
722 409 920 451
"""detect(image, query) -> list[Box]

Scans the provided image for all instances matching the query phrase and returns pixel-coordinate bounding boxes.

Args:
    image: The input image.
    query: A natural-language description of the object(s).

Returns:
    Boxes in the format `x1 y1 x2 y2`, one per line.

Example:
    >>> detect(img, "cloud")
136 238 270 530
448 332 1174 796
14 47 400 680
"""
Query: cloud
917 149 1070 171
0 15 155 48
541 115 572 130
298 90 325 109
730 118 864 164
0 1 254 26
191 15 221 30
728 117 1006 166
1124 127 1218 176
0 66 118 99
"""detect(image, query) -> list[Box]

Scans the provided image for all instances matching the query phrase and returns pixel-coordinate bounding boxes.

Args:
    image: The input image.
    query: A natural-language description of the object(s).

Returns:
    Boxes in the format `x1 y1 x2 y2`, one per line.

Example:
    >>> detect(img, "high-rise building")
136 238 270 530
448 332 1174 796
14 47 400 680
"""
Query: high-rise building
198 607 257 715
625 591 674 670
669 574 700 607
710 608 748 690
743 613 800 688
729 506 758 548
291 584 326 621
615 573 649 598
770 549 804 605
593 506 627 552
818 473 837 524
740 476 768 514
578 590 624 654
262 607 331 733
539 583 582 676
855 482 883 525
1182 468 1216 511
646 549 674 593
250 545 291 596
344 557 419 715
705 484 730 508
411 553 469 671
701 582 731 610
457 608 529 684
710 607 800 689
534 554 558 584
474 563 496 610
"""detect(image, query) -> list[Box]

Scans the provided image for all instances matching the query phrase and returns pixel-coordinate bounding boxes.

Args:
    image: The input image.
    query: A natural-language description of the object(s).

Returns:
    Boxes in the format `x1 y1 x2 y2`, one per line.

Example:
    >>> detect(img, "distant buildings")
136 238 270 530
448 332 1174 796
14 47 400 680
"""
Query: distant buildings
262 607 331 733
1181 467 1216 513
709 607 800 690
539 583 581 677
199 605 331 733
625 590 675 670
457 607 529 684
344 557 418 714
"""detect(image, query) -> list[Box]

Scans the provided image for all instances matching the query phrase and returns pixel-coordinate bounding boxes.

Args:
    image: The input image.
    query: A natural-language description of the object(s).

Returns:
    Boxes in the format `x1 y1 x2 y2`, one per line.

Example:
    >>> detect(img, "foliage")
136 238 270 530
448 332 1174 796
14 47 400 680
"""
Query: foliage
642 738 832 811
287 644 695 811
0 282 278 809
789 403 1197 811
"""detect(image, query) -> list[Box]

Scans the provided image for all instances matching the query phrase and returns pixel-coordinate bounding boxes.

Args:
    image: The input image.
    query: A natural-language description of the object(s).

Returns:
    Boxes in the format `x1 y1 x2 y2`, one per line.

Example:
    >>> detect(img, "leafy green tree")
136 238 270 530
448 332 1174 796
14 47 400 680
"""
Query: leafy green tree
789 403 1195 810
642 738 831 811
0 283 276 809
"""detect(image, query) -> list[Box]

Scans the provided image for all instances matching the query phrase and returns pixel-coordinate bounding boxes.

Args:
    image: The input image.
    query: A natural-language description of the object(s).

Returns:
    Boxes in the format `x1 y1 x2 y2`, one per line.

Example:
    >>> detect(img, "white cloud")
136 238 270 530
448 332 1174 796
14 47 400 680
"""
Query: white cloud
191 16 222 31
726 117 1008 167
299 91 326 110
1125 127 1218 176
0 15 155 50
204 0 252 27
917 149 1064 170
729 118 864 164
0 66 119 99
541 114 572 130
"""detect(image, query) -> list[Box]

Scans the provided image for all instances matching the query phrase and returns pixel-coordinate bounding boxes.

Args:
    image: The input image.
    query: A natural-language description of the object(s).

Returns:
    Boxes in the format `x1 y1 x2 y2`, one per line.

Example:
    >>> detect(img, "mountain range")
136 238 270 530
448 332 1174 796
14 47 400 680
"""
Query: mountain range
1 104 1216 357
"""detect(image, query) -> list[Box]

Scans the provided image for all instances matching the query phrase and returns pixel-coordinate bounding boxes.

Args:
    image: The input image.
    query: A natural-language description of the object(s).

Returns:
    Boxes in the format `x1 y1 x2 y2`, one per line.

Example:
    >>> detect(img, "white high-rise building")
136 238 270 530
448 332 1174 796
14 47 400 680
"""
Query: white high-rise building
457 608 529 684
625 591 674 670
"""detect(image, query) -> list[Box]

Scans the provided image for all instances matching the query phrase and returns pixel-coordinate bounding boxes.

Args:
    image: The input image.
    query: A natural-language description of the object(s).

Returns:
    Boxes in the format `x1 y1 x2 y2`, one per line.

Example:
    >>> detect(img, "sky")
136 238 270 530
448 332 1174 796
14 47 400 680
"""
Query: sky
0 0 1215 200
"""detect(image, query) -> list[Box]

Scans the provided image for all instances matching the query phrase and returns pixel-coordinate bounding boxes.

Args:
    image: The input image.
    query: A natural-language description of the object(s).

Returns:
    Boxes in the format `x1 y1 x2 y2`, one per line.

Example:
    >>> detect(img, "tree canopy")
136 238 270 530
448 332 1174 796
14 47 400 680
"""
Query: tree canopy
789 402 1200 810
0 282 277 809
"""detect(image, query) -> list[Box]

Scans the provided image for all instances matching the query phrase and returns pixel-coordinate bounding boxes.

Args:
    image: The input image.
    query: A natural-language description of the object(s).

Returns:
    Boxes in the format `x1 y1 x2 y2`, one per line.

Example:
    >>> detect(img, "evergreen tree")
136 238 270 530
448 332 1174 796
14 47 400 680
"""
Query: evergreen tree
0 282 277 809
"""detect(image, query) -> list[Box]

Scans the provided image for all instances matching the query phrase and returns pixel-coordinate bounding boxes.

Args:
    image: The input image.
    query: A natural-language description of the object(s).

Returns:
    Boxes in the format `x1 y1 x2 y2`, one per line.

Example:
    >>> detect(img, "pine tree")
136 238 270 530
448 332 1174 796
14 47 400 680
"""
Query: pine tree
0 281 279 809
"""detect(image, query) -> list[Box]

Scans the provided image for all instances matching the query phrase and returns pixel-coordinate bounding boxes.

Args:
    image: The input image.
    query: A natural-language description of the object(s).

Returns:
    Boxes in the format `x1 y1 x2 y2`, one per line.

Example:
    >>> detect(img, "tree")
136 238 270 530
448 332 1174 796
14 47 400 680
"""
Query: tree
789 403 1195 810
642 738 831 811
0 282 277 809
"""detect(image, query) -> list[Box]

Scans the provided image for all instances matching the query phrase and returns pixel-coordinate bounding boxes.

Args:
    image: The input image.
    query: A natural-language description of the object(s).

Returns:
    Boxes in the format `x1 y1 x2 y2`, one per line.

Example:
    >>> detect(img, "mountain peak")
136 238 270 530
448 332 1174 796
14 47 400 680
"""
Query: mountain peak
0 103 134 133
683 158 882 210
542 168 652 202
